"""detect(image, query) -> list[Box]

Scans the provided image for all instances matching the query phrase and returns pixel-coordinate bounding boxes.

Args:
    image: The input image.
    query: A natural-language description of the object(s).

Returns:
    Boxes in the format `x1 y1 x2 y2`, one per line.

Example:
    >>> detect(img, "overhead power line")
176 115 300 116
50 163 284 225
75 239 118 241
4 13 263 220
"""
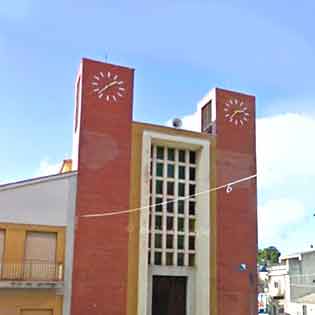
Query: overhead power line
81 174 257 218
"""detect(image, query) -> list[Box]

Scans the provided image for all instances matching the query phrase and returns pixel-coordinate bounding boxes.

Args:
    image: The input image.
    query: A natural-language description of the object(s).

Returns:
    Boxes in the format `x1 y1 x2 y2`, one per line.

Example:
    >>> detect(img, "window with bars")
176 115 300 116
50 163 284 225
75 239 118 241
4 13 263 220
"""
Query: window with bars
148 145 197 267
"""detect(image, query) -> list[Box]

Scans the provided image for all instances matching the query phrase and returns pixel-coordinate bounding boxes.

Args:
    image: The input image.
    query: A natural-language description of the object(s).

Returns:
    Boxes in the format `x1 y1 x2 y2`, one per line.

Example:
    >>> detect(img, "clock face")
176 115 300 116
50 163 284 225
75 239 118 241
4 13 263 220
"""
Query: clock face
91 71 126 102
224 98 250 126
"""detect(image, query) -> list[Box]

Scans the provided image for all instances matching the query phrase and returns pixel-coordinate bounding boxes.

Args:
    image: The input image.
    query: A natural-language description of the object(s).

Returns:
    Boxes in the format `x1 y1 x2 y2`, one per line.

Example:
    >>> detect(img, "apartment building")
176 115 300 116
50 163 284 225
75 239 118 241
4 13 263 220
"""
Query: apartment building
0 58 258 315
0 172 76 315
268 250 315 315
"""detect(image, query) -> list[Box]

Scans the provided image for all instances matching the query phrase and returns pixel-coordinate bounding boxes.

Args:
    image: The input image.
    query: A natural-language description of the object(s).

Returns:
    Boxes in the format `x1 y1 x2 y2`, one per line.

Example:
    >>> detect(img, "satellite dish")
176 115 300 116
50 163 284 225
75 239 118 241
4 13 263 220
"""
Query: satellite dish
172 118 182 128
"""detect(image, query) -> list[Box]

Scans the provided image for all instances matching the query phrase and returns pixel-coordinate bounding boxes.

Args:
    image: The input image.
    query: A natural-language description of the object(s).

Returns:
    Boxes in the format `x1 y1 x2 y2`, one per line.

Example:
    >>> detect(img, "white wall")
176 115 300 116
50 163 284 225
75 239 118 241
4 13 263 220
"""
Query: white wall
268 265 288 298
63 174 77 315
286 302 315 315
0 173 77 226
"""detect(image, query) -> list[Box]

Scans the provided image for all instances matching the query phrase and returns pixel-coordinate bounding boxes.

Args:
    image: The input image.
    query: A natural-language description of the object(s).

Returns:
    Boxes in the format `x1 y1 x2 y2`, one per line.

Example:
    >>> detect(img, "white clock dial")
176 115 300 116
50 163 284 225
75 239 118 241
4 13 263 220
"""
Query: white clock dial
91 71 126 102
224 98 250 126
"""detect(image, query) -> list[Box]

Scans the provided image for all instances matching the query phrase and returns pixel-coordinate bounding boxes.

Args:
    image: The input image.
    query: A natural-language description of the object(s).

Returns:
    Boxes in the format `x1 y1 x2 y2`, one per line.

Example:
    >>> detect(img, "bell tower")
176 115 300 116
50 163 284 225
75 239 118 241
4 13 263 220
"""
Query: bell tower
71 58 134 315
201 88 257 315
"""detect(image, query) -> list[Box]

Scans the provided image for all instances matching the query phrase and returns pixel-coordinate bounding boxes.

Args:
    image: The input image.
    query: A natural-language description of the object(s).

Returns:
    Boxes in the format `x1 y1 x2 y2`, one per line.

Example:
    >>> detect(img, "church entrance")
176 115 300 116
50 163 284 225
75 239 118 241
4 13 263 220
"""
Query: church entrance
152 276 187 315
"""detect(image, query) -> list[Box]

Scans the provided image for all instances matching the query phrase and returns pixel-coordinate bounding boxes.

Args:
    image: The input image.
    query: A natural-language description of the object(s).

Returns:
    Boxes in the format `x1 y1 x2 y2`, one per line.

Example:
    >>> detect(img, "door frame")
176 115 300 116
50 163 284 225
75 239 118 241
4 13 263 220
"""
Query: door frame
148 266 195 315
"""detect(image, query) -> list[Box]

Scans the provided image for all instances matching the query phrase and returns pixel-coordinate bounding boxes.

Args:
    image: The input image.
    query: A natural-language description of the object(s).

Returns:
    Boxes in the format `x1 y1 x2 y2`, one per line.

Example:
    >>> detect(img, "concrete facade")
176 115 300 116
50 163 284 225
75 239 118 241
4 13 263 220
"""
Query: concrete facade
283 251 315 315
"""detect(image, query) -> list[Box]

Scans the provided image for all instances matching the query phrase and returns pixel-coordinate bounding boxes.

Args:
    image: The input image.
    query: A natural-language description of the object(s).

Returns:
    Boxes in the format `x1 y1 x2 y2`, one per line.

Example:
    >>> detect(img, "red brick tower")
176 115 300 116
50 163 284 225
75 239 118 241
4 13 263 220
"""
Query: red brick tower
202 88 257 315
71 58 134 315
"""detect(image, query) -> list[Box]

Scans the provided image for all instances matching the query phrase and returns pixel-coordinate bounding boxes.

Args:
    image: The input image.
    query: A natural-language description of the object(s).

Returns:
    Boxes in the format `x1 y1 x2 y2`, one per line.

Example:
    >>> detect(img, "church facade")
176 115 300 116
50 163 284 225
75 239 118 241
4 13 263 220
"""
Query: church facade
0 58 257 315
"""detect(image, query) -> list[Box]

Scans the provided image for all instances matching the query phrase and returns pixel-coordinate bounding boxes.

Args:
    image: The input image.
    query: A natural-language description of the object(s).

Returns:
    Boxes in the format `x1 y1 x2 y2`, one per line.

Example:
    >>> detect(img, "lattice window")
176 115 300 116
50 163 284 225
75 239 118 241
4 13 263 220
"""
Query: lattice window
148 145 197 267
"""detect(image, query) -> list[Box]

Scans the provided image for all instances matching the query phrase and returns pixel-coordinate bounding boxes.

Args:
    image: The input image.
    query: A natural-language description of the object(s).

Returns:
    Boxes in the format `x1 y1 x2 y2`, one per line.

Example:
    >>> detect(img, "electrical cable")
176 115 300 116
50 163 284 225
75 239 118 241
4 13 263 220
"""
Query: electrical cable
81 174 257 218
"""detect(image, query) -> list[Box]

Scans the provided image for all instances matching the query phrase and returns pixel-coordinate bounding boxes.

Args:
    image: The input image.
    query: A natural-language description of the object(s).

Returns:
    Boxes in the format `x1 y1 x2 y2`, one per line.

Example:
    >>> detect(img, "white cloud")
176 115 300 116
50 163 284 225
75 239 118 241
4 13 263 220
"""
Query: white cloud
166 104 202 132
35 159 61 177
257 113 315 189
168 103 315 250
258 198 306 245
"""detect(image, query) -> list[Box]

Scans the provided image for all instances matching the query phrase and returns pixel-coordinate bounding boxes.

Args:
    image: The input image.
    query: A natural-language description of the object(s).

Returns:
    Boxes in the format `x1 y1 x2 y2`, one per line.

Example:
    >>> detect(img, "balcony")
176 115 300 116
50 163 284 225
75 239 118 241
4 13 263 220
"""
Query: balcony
0 261 64 289
269 286 285 298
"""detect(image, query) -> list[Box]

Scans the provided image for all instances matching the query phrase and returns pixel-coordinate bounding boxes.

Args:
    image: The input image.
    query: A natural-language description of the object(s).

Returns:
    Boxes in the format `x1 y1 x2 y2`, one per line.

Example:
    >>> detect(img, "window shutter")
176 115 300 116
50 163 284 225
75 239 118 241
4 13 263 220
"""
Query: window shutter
25 232 56 262
24 232 57 280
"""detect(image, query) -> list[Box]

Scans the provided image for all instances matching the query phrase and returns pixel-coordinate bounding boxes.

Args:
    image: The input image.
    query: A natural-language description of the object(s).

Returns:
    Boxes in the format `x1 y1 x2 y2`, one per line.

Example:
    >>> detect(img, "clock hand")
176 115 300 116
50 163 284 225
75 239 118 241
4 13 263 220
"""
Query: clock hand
97 81 118 95
230 109 245 119
229 110 239 119
96 85 108 95
105 80 118 89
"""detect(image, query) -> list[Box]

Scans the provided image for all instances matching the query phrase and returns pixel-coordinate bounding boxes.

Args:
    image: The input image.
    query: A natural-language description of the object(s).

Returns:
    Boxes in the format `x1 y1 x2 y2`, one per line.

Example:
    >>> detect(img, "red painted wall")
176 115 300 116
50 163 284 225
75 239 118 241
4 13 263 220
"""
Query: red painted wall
203 88 257 315
216 88 257 315
71 59 134 315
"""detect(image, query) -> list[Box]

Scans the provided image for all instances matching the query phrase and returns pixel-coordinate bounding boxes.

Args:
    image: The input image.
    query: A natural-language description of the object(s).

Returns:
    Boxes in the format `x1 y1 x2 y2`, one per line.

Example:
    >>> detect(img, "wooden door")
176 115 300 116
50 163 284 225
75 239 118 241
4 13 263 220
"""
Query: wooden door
152 276 187 315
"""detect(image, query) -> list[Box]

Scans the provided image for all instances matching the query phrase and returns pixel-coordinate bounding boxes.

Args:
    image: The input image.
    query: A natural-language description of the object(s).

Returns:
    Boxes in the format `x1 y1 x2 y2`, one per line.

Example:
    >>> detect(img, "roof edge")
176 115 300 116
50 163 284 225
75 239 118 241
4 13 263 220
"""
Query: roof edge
280 249 315 262
0 171 77 192
132 121 212 139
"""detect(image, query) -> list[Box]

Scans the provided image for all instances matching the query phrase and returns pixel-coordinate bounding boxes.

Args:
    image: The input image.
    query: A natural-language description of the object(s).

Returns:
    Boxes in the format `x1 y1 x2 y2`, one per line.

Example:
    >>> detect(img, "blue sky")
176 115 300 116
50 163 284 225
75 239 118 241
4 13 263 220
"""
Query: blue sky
1 0 315 254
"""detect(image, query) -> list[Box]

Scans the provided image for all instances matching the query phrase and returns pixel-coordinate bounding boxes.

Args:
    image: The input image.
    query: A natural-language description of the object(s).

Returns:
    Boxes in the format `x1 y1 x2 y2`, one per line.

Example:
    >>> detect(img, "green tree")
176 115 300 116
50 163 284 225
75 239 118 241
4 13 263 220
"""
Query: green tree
258 246 281 265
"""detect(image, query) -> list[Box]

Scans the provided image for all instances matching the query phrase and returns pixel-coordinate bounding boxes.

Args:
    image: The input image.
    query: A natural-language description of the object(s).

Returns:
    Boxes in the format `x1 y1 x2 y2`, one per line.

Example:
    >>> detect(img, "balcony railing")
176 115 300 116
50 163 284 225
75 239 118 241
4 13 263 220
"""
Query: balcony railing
0 261 63 281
